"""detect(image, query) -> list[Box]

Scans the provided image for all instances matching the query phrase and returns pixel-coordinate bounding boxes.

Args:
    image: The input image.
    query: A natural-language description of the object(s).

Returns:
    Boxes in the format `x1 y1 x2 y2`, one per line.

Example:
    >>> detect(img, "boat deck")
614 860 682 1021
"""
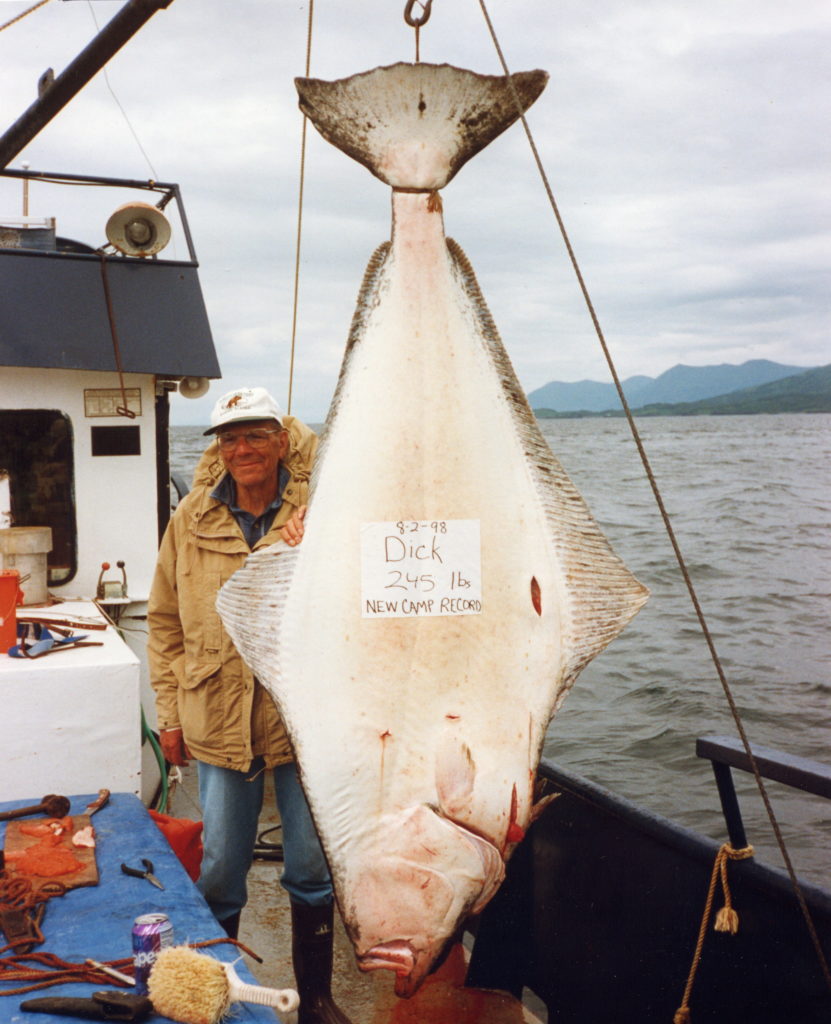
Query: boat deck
166 767 546 1023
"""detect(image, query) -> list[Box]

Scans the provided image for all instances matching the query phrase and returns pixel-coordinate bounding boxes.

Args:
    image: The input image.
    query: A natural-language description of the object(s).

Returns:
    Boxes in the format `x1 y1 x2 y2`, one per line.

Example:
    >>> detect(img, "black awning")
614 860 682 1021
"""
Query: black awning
0 247 220 378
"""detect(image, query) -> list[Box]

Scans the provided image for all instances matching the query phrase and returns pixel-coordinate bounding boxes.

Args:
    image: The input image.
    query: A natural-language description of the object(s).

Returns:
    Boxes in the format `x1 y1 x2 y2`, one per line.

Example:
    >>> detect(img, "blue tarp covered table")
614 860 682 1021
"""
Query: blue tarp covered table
1 792 280 1023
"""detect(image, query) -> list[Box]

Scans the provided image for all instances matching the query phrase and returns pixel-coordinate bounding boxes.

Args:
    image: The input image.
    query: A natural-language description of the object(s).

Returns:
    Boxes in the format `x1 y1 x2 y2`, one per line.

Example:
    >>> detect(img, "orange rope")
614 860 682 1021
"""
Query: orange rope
0 936 259 996
673 843 754 1023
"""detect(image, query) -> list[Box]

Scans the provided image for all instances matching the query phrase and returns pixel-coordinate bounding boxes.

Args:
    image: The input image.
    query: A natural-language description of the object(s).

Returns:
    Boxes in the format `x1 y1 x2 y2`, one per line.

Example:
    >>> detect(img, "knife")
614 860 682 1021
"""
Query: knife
86 789 111 817
20 991 153 1021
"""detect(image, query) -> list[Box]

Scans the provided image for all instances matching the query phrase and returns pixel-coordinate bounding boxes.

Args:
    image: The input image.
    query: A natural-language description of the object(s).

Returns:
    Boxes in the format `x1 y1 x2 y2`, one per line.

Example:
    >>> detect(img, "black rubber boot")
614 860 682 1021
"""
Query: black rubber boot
290 901 353 1024
218 911 241 940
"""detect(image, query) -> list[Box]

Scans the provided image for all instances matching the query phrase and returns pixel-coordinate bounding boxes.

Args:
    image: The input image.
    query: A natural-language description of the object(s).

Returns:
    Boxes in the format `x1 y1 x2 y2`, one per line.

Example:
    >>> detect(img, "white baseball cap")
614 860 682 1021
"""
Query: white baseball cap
204 387 285 435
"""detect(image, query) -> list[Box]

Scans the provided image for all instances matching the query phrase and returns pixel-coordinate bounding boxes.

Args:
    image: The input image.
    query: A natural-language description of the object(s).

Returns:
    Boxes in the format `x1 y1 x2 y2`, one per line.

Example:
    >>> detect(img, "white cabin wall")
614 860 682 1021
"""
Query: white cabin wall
1 366 164 798
0 366 161 602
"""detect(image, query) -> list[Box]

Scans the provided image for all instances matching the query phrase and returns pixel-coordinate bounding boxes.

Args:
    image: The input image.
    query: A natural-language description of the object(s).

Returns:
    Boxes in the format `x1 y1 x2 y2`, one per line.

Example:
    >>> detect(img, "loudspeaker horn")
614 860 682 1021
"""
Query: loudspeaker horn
178 376 210 399
105 201 171 257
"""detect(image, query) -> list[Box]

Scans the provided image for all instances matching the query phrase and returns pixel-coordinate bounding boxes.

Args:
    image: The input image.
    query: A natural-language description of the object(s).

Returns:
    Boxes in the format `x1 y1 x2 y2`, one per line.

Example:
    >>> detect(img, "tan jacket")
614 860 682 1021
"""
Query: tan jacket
148 416 317 771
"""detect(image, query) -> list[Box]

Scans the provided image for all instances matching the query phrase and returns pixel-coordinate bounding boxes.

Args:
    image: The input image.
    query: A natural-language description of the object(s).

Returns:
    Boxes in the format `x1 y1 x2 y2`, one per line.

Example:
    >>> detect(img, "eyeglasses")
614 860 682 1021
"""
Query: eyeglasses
216 429 282 452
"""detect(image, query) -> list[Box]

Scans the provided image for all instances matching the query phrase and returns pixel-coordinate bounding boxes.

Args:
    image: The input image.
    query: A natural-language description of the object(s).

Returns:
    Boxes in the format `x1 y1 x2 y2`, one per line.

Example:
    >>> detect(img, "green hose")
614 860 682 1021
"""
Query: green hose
141 704 169 813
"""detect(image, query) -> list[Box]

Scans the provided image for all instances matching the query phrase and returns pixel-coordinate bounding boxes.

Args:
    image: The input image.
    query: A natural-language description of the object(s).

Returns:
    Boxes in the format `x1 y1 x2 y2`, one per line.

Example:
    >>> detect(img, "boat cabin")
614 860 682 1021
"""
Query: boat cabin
0 168 219 803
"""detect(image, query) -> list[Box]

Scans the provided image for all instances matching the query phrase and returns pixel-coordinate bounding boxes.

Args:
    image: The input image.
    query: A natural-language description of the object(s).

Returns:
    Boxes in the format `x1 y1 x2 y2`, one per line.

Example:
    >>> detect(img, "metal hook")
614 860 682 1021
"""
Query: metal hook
404 0 432 28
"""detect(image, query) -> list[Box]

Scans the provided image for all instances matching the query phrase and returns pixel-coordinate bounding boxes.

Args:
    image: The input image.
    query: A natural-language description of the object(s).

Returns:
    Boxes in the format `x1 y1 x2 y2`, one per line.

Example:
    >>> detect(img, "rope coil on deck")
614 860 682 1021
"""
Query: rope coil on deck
673 842 754 1023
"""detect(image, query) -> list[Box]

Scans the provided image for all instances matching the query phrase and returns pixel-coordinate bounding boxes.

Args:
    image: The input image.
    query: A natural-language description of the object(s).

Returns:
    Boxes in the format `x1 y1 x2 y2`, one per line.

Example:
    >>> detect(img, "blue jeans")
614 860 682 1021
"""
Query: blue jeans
197 758 332 923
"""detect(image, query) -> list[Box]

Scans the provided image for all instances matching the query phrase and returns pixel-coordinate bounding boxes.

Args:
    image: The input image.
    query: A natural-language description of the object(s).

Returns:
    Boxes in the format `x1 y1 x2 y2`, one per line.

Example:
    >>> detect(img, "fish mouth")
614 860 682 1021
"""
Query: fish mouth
358 939 420 994
349 809 507 995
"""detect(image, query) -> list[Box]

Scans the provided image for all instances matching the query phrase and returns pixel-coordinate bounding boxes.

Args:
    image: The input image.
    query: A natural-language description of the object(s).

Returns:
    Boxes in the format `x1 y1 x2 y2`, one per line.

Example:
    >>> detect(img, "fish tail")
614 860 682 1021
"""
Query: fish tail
296 62 548 190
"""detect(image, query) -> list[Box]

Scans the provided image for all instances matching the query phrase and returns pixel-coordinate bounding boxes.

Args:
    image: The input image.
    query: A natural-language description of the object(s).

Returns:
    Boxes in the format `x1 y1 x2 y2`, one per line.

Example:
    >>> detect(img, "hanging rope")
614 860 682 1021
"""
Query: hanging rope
404 0 432 62
476 0 831 997
286 0 315 416
673 843 755 1023
0 0 53 35
98 255 137 419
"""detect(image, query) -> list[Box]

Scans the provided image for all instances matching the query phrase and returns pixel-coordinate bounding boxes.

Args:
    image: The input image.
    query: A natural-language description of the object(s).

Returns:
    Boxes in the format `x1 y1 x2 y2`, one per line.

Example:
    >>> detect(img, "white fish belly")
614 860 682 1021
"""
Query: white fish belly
219 190 646 985
285 196 561 845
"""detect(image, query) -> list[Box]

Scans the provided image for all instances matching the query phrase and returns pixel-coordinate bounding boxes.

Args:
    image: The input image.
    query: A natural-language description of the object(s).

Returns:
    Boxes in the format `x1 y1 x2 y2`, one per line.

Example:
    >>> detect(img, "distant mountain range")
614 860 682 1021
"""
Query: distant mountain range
529 360 830 416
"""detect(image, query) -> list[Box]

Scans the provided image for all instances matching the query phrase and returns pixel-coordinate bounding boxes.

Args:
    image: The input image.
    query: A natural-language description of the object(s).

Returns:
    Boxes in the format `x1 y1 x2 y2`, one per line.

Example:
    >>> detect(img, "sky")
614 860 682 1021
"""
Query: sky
0 0 828 425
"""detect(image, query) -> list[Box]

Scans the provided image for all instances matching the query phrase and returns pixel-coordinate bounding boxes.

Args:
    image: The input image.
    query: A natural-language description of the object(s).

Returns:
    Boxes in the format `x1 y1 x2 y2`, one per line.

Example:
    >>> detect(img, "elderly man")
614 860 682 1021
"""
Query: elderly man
148 387 351 1024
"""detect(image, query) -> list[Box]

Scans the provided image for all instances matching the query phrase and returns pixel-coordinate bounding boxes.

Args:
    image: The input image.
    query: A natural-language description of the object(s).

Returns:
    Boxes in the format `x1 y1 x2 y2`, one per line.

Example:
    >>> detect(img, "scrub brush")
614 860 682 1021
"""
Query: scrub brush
148 945 300 1024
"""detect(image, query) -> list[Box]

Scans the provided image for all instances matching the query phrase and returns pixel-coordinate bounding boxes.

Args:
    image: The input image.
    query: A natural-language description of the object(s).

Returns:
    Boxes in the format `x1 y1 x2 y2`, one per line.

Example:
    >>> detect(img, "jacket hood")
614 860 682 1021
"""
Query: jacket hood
192 439 225 490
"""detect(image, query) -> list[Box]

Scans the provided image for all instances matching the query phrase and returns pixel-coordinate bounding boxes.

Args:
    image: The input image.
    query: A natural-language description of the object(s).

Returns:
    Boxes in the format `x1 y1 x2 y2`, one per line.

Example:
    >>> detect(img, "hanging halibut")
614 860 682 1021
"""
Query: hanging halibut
218 62 648 996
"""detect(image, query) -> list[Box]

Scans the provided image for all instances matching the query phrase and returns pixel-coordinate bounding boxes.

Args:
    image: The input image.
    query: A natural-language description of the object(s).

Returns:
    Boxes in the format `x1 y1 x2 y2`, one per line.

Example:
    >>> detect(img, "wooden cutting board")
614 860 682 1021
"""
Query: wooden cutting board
2 791 109 896
4 815 98 894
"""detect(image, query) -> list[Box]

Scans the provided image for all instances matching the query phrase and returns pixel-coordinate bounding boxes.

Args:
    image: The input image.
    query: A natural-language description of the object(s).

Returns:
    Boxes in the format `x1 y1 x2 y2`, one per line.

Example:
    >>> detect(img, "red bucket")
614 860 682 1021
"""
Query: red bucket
0 570 23 654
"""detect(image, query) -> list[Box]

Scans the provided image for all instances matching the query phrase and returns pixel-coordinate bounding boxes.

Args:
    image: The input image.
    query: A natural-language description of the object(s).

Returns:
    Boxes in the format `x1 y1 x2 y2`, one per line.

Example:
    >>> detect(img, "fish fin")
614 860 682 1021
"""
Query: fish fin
216 541 300 709
446 237 650 685
296 62 548 190
435 733 476 819
530 791 560 823
311 241 391 500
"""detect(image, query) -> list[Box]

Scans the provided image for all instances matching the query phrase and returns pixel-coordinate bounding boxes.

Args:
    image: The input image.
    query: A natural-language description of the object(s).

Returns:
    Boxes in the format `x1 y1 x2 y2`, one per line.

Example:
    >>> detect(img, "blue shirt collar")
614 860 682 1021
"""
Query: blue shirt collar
211 464 290 547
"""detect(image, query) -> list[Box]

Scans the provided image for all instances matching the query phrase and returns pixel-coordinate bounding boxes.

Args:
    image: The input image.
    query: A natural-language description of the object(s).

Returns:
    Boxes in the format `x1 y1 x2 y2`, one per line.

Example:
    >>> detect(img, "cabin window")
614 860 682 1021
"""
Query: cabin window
0 410 77 586
90 425 141 457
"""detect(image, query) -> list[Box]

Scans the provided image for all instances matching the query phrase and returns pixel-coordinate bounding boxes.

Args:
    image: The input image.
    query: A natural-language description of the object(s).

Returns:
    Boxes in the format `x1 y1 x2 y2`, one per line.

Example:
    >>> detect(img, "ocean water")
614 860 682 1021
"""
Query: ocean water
171 413 830 886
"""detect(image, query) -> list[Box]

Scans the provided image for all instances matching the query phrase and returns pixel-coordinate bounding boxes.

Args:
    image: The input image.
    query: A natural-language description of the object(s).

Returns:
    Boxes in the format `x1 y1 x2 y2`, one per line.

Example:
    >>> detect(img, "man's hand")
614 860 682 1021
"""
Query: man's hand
160 727 191 766
280 505 307 547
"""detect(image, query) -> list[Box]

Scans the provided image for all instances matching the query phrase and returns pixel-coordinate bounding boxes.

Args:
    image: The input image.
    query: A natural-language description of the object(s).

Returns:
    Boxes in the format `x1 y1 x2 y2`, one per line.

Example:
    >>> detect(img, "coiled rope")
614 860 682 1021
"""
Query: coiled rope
0 936 259 997
476 0 831 1005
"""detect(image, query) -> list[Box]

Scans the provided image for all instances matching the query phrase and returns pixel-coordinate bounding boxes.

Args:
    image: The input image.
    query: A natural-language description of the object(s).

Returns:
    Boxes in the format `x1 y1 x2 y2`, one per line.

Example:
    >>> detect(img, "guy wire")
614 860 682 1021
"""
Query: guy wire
0 0 53 35
287 0 315 415
476 0 831 993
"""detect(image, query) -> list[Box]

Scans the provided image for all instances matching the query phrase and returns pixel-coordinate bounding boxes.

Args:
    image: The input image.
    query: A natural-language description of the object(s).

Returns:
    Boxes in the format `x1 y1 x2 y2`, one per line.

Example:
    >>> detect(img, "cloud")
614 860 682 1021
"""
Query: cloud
1 0 827 423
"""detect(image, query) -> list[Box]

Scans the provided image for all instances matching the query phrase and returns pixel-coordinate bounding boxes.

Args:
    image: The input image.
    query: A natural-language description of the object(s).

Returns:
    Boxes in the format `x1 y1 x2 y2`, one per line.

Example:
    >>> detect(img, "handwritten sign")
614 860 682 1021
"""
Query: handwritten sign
360 519 482 618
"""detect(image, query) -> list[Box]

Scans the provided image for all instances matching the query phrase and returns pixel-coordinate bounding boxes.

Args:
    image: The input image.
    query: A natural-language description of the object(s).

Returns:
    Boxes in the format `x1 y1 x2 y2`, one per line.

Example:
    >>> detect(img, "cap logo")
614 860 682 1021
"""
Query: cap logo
205 386 284 436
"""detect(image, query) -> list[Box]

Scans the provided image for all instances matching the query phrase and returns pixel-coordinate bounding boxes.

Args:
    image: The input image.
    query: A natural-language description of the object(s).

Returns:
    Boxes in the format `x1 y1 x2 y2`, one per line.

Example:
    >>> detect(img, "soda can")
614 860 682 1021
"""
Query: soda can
132 912 174 993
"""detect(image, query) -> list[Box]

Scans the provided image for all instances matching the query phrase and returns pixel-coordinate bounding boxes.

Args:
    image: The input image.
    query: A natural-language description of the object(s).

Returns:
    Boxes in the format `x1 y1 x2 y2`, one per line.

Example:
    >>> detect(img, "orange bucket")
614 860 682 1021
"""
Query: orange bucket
0 569 23 654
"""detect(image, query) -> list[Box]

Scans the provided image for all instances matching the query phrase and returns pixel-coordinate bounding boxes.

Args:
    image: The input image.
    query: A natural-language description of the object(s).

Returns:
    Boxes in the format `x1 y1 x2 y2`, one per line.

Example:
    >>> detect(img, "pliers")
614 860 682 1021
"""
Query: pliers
120 858 164 890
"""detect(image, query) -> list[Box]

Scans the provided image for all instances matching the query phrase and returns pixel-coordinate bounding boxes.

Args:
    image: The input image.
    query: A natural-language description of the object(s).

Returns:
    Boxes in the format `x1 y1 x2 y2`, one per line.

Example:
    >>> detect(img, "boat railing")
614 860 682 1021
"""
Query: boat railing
697 733 831 849
0 168 199 263
466 751 831 1021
